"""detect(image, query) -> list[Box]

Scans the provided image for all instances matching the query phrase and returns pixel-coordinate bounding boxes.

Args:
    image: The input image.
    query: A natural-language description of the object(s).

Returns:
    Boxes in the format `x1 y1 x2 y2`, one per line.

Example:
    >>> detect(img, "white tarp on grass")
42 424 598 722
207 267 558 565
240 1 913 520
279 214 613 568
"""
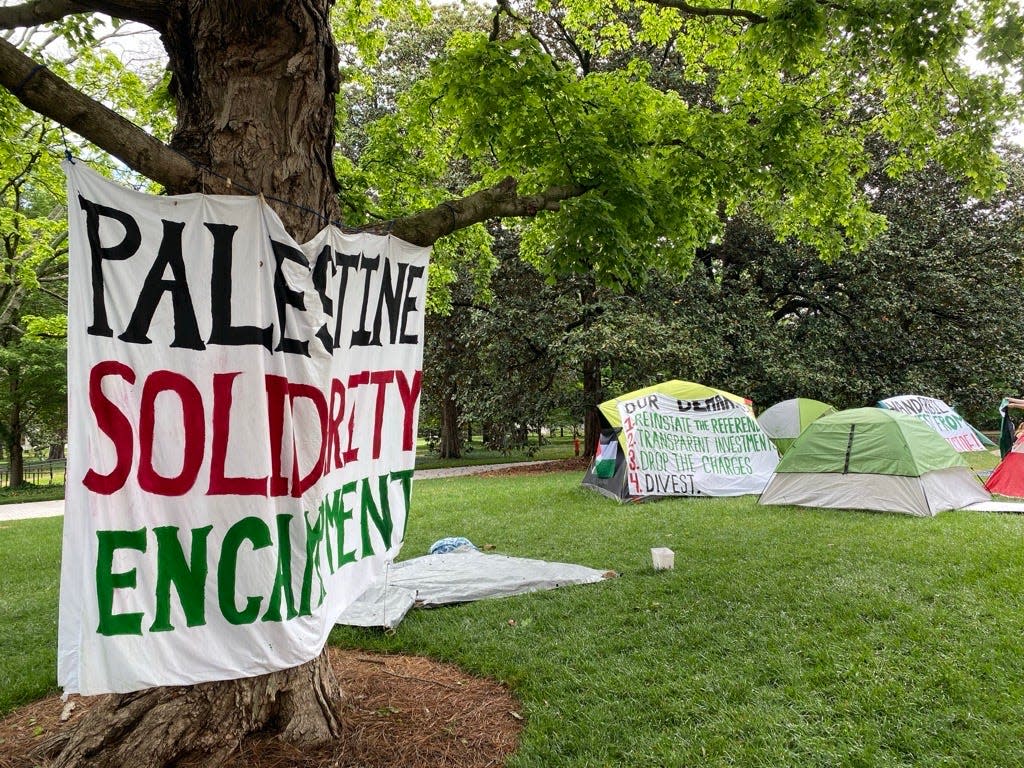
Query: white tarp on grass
963 501 1024 513
338 550 614 628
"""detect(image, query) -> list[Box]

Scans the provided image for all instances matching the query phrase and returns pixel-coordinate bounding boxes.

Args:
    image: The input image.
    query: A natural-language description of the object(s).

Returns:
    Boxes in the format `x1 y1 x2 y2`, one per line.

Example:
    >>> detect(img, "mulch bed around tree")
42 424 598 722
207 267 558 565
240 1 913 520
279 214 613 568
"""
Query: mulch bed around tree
0 648 523 768
475 457 589 477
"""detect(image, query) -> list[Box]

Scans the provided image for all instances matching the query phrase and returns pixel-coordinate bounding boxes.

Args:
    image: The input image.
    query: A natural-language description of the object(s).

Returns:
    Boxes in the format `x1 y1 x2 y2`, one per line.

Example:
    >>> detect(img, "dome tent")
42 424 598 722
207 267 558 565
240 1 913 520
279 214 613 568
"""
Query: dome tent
984 443 1024 498
985 400 1024 498
756 398 837 455
759 408 990 517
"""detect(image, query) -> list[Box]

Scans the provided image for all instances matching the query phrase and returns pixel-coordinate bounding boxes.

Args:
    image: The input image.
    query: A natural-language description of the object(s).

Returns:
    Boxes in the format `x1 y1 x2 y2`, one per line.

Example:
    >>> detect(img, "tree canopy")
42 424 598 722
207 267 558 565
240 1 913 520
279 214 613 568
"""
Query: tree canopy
1 0 1021 255
421 149 1024 454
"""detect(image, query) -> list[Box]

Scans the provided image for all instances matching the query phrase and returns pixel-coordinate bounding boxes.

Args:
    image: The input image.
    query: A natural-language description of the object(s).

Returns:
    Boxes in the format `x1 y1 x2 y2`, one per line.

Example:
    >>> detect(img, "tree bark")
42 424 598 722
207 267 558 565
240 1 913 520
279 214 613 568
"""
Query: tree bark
388 178 587 247
160 0 341 239
42 652 340 768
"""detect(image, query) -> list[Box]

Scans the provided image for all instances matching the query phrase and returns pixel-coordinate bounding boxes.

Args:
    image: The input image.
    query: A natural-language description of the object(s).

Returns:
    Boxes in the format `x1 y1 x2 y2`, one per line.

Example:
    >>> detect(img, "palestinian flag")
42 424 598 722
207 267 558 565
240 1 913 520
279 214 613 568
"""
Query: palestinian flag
594 436 619 479
998 398 1017 458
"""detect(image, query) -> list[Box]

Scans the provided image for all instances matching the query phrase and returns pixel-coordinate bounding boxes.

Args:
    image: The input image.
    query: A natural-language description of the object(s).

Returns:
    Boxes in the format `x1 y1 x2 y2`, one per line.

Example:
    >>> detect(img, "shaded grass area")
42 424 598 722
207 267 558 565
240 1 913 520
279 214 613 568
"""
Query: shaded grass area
0 483 66 505
334 473 1024 767
5 473 1024 766
414 436 578 471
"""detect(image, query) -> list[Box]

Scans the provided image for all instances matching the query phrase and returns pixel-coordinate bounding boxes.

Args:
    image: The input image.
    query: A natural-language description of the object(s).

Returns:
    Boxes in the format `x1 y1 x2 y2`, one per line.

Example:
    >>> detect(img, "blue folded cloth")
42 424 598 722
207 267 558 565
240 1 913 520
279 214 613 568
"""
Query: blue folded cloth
428 536 477 555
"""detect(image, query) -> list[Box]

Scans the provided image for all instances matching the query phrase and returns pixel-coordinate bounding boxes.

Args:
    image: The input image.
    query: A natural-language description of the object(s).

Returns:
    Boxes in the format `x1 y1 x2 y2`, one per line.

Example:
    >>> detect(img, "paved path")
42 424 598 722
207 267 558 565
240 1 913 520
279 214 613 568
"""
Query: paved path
0 498 65 522
0 461 566 523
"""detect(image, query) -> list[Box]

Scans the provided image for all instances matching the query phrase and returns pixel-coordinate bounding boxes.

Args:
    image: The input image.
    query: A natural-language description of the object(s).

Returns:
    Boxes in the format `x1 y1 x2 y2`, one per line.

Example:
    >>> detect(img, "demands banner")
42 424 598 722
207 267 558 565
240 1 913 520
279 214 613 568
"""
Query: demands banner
618 393 778 497
59 161 430 695
878 395 986 452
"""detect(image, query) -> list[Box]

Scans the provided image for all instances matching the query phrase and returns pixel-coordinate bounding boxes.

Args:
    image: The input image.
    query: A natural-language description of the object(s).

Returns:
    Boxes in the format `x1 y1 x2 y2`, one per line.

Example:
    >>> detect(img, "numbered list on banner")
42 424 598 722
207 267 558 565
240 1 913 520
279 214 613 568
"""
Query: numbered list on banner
618 393 779 498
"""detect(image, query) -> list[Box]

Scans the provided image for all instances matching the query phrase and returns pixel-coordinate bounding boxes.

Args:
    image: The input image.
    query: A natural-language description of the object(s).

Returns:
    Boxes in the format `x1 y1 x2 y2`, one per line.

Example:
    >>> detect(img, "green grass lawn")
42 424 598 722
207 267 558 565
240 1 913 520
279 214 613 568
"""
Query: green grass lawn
0 437 574 502
963 448 1001 472
5 472 1024 766
0 517 61 711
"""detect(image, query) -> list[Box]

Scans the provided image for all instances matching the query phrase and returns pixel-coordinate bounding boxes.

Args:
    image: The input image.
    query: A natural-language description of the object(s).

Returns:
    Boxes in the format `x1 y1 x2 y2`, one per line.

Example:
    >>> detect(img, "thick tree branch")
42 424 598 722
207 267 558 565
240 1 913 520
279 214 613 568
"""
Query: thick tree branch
0 0 86 29
0 37 196 190
638 0 768 23
388 177 589 247
0 0 166 30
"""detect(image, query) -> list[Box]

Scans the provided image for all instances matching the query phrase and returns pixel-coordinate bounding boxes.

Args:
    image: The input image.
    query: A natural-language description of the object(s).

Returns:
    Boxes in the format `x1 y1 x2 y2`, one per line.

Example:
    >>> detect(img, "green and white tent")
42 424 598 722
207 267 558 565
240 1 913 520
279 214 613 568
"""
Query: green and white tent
759 408 990 517
756 398 837 455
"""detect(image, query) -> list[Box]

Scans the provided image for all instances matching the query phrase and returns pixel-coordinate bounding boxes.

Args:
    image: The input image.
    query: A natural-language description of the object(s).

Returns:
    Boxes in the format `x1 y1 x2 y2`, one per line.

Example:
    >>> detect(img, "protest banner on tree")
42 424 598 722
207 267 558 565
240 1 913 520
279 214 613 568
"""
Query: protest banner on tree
59 161 429 695
618 393 778 498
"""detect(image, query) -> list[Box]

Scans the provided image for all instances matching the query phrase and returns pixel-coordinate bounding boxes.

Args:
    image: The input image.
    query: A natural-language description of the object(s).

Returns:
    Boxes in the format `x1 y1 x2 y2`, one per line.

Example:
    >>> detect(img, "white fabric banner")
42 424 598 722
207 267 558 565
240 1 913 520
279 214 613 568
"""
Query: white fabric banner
878 395 985 452
60 161 430 695
618 393 778 497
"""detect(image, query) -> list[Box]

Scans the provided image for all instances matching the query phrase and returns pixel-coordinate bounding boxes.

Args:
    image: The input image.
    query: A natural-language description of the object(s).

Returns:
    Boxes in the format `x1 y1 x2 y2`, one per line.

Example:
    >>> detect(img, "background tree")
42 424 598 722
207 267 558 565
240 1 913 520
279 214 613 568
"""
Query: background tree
0 0 1022 765
678 150 1024 420
0 317 67 481
0 21 169 485
426 149 1024 452
0 94 67 486
440 226 579 454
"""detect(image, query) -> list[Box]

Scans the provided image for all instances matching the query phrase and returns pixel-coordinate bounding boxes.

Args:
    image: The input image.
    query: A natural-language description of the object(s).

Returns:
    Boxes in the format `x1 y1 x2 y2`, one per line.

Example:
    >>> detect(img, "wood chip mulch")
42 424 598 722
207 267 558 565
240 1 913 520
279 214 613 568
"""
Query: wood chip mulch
474 457 589 477
0 648 523 768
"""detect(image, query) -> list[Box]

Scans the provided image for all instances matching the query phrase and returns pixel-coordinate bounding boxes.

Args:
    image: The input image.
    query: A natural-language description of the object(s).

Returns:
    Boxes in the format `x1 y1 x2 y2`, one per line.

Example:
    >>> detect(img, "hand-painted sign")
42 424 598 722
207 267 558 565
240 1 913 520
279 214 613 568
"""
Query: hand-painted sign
878 395 987 452
617 393 778 497
60 161 429 695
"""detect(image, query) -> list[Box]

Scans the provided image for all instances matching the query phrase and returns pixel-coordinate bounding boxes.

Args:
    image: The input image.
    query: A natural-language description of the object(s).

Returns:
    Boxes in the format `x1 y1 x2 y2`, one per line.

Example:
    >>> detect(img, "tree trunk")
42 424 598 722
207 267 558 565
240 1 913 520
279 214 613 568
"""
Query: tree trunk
162 0 340 238
49 428 66 461
582 356 602 459
517 422 528 447
43 652 340 768
439 396 461 459
7 390 23 488
52 3 346 766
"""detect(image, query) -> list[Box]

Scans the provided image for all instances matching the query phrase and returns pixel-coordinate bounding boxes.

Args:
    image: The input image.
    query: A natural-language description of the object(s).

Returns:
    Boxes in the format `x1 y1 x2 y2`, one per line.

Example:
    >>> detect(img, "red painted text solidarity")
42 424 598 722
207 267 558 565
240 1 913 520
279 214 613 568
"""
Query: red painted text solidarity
83 360 422 497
